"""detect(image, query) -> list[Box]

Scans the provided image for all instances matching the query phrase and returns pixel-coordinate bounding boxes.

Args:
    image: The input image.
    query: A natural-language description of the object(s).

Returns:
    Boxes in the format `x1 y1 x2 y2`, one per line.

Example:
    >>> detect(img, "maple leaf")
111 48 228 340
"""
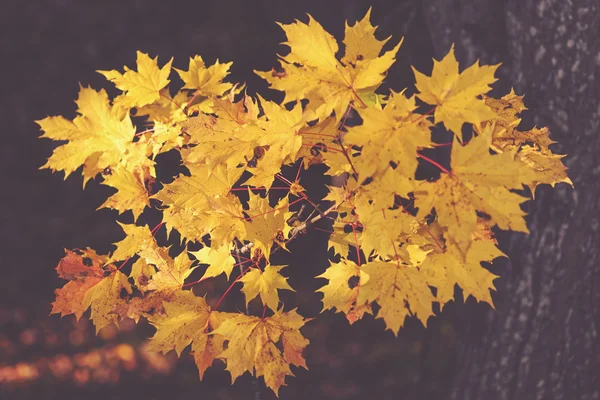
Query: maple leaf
323 185 352 206
239 265 294 311
51 249 106 320
175 55 233 97
481 88 528 138
153 164 241 212
136 89 189 124
37 86 139 184
256 9 402 121
326 217 356 258
354 194 418 258
200 194 248 248
243 193 289 259
180 93 262 171
357 167 415 208
415 126 529 255
109 222 158 263
83 267 132 333
192 311 230 380
518 146 572 194
212 309 309 396
480 93 573 195
98 51 173 108
190 244 236 280
412 44 499 139
152 164 246 245
137 120 184 157
357 260 435 334
296 117 353 174
316 259 371 323
422 235 505 309
147 251 197 292
99 164 150 220
245 97 305 188
342 8 387 65
107 222 194 292
51 248 139 332
345 90 431 178
147 290 226 379
333 222 356 254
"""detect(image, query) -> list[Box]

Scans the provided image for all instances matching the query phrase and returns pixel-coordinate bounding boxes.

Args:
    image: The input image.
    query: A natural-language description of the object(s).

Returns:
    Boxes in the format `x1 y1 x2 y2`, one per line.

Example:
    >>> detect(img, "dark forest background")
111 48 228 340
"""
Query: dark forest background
1 1 598 399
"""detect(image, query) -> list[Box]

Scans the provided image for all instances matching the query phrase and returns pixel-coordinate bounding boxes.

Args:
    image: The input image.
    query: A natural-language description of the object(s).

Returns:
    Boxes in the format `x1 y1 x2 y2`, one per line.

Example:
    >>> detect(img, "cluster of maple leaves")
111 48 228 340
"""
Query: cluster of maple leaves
38 9 571 396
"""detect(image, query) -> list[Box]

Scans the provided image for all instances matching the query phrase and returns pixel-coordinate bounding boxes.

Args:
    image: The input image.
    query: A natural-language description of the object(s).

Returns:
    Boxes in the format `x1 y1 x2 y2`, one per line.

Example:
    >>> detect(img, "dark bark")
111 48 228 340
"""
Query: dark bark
423 0 600 399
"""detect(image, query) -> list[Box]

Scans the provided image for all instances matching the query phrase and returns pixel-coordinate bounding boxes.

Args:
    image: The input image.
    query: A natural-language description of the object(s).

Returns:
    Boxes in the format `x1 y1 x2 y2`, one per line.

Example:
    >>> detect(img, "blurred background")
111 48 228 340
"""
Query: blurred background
1 1 598 399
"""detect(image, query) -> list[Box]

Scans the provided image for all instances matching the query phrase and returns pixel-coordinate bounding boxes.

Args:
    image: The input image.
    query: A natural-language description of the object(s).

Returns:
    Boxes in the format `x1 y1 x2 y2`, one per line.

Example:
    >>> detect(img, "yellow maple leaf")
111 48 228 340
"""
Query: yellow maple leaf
357 260 435 334
345 90 431 178
157 206 204 242
326 217 356 258
493 125 554 154
296 117 352 174
99 164 150 221
212 309 309 396
245 97 305 188
147 251 197 291
354 193 418 258
342 8 388 65
479 95 573 195
147 292 211 357
153 164 240 213
37 86 137 184
137 120 184 157
481 88 527 139
180 95 262 171
202 195 248 248
422 237 505 309
175 55 233 97
415 125 529 255
109 222 158 262
151 164 246 245
243 193 288 259
192 311 229 380
357 166 415 208
413 44 499 139
256 9 402 121
190 244 236 280
135 89 189 124
316 259 370 322
83 269 132 333
239 265 294 311
107 223 190 293
147 290 226 379
518 146 573 194
323 185 351 206
98 51 173 108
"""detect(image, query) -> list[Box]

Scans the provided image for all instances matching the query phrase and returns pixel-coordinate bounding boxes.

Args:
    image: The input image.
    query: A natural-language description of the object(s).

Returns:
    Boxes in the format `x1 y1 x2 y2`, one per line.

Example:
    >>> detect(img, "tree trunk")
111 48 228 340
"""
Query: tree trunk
422 0 600 399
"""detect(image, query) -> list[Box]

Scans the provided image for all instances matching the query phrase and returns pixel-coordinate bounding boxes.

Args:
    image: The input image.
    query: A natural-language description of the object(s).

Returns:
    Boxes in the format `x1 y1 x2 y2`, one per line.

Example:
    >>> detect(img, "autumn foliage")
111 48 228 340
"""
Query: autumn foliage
37 9 572 396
